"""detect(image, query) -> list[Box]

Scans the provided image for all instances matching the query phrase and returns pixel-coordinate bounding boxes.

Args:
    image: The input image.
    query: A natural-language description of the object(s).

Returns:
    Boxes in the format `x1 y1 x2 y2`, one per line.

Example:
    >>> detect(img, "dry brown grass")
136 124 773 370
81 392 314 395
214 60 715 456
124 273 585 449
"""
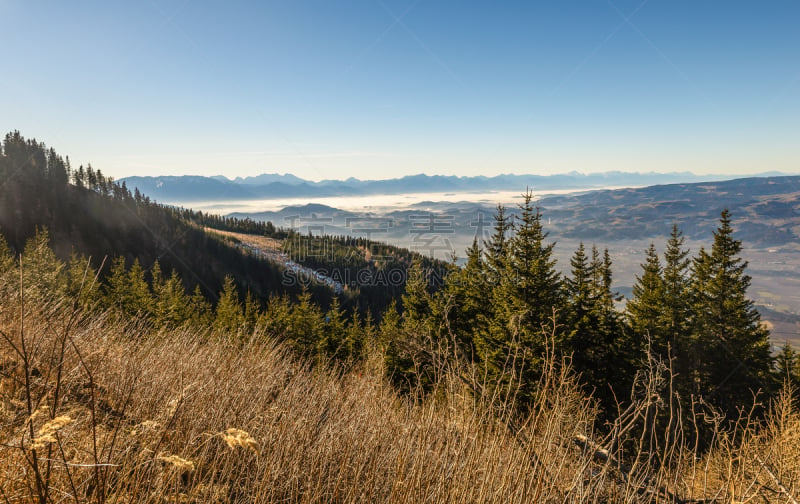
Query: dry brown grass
203 228 283 253
1 287 798 502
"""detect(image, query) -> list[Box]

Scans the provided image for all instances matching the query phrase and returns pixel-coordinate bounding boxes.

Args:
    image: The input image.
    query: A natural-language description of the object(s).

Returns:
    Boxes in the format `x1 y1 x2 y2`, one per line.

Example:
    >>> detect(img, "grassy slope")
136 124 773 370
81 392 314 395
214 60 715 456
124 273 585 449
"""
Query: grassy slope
1 284 799 502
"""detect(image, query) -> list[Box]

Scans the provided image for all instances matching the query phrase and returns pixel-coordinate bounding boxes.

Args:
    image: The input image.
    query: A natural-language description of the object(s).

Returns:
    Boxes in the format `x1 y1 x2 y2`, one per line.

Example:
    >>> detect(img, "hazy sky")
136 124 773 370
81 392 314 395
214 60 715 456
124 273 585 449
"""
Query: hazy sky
2 1 799 181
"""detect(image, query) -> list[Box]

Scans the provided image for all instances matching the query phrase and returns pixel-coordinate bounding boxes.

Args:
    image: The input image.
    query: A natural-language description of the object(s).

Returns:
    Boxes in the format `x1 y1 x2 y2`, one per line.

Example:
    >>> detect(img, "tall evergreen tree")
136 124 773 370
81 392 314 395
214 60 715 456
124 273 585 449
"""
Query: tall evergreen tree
243 290 261 334
288 290 323 355
627 243 665 354
104 256 130 314
565 243 625 412
484 204 510 286
476 205 516 394
213 275 245 335
103 256 154 319
774 342 799 394
503 191 562 333
661 225 692 356
126 258 155 318
65 251 102 310
21 228 66 300
379 301 419 393
343 310 368 361
401 256 433 332
444 238 488 357
188 284 213 327
153 268 192 328
320 297 347 360
494 190 563 407
564 241 594 352
690 210 774 417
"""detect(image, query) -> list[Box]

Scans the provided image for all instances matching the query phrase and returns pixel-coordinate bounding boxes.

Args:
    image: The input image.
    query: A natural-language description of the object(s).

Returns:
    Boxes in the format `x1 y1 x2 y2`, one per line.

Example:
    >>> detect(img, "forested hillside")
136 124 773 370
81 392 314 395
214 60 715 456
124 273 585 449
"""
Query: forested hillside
2 202 799 503
0 131 443 317
2 131 799 502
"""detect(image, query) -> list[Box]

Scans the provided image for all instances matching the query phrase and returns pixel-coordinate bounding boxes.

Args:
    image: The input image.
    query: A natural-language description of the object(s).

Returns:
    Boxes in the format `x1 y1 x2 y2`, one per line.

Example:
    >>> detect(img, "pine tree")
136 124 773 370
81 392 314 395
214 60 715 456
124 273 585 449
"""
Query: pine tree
476 205 516 395
495 190 563 407
104 256 129 314
566 242 593 330
259 294 292 340
598 249 620 310
593 247 627 404
288 290 323 355
564 243 624 412
444 237 488 356
21 228 66 300
213 275 245 335
126 258 155 318
504 190 562 333
379 301 417 392
627 243 665 354
564 242 595 357
690 210 774 417
150 260 164 303
188 284 212 327
661 225 692 357
320 297 347 360
401 256 433 332
344 310 367 361
774 342 799 393
103 256 155 319
65 251 102 310
484 204 510 287
153 269 191 328
243 290 261 334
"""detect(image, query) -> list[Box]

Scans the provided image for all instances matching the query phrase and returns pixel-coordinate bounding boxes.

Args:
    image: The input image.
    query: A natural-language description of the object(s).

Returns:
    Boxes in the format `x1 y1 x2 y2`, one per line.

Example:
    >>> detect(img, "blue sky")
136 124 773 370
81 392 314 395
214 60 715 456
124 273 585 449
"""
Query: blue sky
2 1 799 181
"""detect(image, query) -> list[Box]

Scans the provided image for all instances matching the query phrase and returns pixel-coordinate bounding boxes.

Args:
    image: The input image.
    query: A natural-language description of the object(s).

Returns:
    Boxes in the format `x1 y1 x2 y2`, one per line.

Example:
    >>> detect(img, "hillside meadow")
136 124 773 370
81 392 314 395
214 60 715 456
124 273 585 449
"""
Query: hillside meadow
1 272 798 503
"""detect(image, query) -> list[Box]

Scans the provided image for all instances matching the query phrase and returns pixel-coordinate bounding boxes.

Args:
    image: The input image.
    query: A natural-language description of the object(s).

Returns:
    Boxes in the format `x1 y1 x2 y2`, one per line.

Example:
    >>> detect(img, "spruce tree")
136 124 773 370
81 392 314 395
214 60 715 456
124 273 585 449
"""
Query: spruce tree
320 297 347 360
774 343 799 393
126 258 155 318
104 256 130 314
566 242 592 330
213 275 245 335
627 243 665 354
288 290 323 355
504 190 562 333
661 225 692 357
477 205 516 394
380 301 418 393
150 260 164 304
565 242 595 356
21 228 66 300
690 210 773 417
484 204 510 286
565 243 624 412
444 237 488 357
188 284 213 327
344 310 367 361
496 190 562 407
594 247 627 403
158 270 191 328
243 290 261 334
401 256 433 332
66 251 102 310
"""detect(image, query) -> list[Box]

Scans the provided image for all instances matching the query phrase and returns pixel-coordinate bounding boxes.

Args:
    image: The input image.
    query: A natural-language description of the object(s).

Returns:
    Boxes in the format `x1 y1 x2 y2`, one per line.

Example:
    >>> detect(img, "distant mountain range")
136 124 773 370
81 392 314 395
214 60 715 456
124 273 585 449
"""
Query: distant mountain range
220 175 800 332
119 171 780 202
223 175 800 248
